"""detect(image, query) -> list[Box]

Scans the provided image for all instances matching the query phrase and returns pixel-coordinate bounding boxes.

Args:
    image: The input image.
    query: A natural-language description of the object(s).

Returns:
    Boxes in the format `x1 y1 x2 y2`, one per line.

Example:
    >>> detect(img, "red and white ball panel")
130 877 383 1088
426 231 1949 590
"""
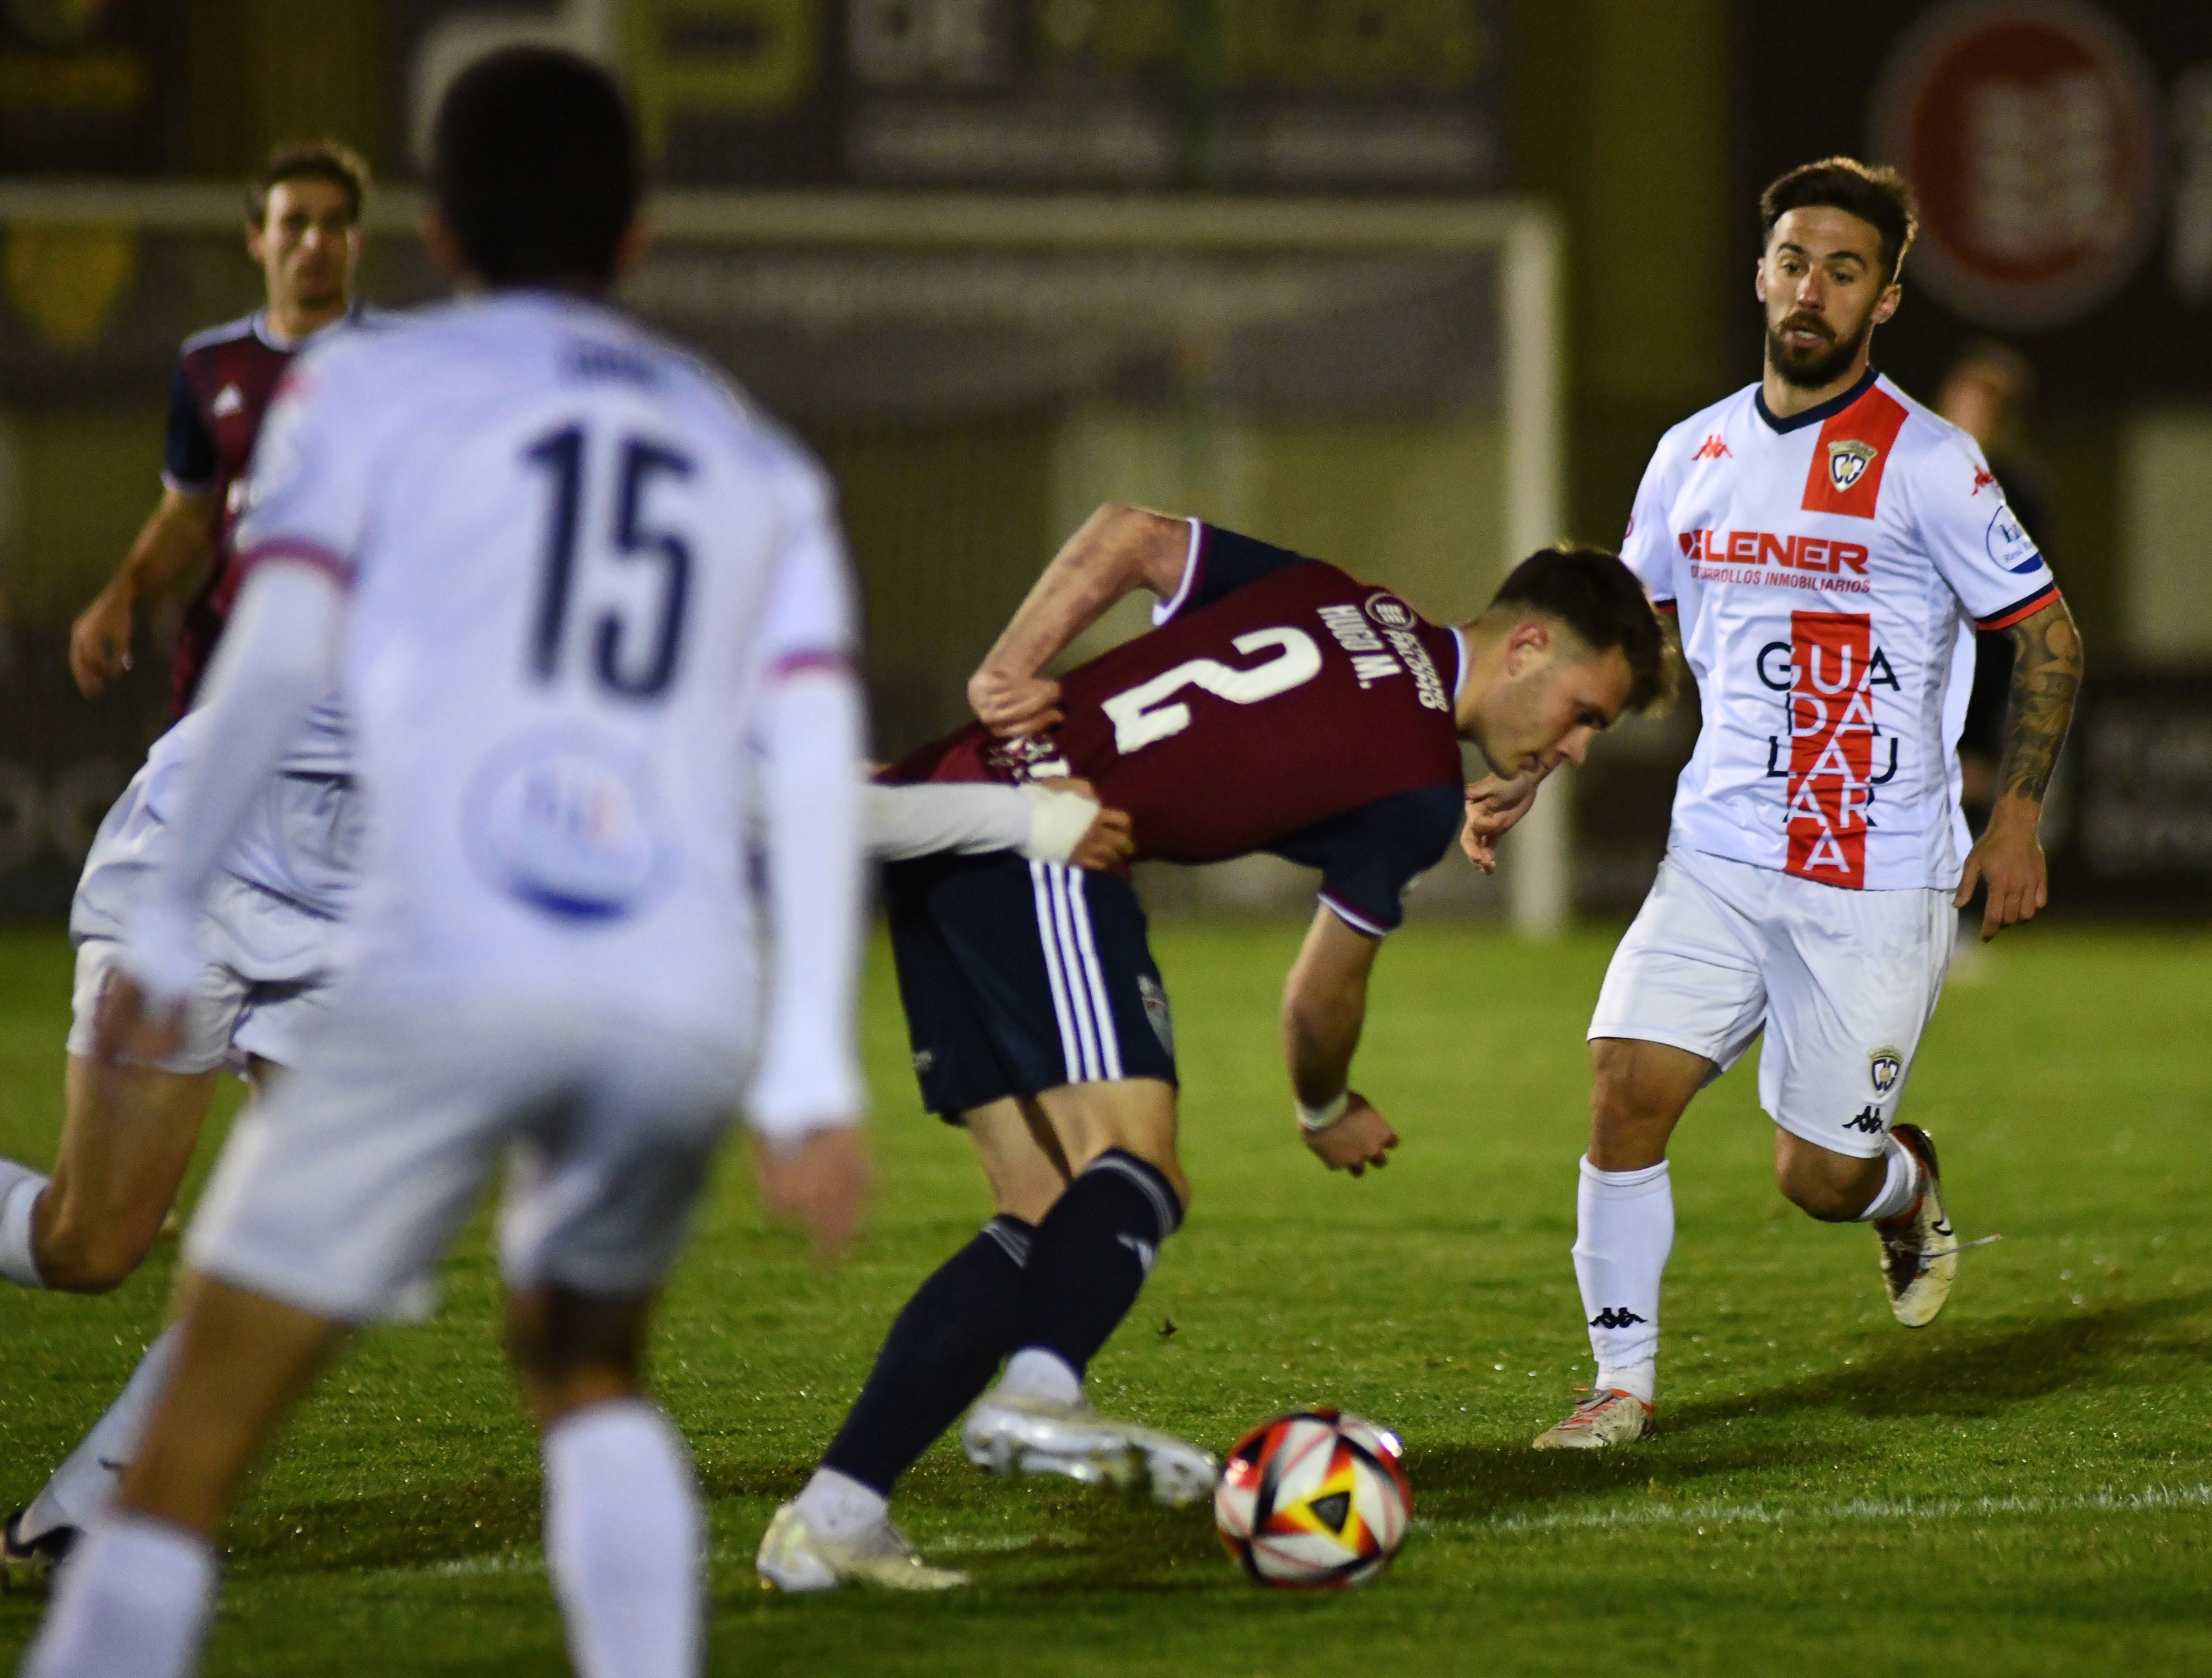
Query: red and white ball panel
1213 1409 1412 1589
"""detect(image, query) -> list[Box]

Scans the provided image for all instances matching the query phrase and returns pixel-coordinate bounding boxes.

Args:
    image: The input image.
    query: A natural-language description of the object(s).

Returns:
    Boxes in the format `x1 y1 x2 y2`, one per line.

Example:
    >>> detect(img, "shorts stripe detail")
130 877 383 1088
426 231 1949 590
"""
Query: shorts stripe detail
1319 892 1391 939
1065 870 1125 1080
1030 861 1085 1082
1046 866 1105 1079
1082 1152 1183 1237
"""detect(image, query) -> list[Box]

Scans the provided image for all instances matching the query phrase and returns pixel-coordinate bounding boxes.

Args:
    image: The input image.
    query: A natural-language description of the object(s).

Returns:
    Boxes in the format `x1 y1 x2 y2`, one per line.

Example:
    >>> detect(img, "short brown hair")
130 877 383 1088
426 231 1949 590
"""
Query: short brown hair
1488 545 1669 713
247 139 370 228
1759 157 1918 286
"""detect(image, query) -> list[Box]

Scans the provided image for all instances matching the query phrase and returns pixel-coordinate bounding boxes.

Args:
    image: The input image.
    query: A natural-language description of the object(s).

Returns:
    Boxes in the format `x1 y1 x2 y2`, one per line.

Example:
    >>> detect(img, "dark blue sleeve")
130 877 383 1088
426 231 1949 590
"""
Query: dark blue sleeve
1267 784 1464 937
1158 523 1316 621
162 363 216 493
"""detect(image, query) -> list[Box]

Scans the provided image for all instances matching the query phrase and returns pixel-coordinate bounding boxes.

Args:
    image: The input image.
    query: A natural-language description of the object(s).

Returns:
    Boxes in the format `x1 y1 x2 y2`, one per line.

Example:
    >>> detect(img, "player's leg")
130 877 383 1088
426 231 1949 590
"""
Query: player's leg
1759 875 1959 1326
762 1098 1062 1591
1538 852 1768 1449
20 1274 348 1678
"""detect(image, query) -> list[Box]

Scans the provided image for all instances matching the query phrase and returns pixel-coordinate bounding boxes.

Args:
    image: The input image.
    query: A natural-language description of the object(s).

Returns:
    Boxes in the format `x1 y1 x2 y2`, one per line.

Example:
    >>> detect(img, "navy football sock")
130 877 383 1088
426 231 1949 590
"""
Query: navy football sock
819 1215 1034 1496
1012 1149 1182 1379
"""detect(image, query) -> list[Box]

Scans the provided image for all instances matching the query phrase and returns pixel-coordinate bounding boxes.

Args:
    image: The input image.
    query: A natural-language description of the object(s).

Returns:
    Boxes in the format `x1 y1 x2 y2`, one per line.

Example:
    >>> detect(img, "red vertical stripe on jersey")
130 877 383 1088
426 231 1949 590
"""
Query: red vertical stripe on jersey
1799 386 1910 519
1785 612 1873 889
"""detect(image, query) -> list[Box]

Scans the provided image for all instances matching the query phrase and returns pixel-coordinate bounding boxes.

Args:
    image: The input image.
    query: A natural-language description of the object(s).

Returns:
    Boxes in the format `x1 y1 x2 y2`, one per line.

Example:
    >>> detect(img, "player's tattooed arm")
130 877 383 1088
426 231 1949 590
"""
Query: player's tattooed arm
968 503 1191 737
1997 597 2083 804
1957 596 2082 939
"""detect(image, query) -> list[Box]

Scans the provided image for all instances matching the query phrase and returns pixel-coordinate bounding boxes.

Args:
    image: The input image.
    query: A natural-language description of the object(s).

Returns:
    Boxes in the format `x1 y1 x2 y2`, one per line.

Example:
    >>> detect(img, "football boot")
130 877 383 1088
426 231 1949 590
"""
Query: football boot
753 1503 966 1593
1530 1387 1653 1449
0 1510 76 1595
961 1390 1215 1505
1876 1123 1958 1328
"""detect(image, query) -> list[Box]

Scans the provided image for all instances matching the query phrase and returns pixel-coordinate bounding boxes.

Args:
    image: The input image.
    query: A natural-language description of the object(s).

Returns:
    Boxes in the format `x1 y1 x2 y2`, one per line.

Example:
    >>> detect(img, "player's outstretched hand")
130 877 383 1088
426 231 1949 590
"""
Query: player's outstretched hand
1036 776 1135 870
1461 771 1542 874
1956 791 2048 940
752 1126 873 1261
968 665 1063 738
1301 1092 1398 1177
87 971 182 1068
69 586 134 697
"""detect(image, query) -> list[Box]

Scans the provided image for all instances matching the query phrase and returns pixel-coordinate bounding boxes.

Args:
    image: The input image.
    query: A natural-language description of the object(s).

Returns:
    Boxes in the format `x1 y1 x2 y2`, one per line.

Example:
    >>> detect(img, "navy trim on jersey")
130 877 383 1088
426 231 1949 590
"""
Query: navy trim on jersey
177 310 262 359
162 363 218 493
1269 783 1463 937
1181 524 1317 617
1150 518 1206 625
1753 365 1880 435
1976 581 2061 632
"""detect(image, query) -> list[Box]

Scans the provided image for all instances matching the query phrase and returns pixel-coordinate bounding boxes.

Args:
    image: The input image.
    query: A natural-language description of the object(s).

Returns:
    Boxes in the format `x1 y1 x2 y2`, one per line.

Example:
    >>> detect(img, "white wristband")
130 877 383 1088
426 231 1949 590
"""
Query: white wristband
1295 1090 1350 1133
1019 782 1102 864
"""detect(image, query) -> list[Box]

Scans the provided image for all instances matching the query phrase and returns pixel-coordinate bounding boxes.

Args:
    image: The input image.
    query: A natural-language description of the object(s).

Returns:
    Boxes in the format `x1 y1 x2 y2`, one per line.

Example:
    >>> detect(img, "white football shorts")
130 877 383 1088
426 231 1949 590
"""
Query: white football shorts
1588 847 1954 1158
68 767 355 1075
185 996 746 1323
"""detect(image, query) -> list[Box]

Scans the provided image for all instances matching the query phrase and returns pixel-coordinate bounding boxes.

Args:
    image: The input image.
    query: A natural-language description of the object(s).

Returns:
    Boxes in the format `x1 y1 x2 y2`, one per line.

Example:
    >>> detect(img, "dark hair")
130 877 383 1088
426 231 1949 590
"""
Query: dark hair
1488 545 1669 713
431 47 639 288
1759 157 1919 286
247 139 370 228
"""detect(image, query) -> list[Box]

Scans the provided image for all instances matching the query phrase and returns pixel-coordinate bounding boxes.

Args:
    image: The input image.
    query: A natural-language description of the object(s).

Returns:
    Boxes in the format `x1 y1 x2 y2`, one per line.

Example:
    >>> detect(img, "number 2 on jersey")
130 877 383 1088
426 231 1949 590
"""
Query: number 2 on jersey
525 424 694 699
1101 627 1322 752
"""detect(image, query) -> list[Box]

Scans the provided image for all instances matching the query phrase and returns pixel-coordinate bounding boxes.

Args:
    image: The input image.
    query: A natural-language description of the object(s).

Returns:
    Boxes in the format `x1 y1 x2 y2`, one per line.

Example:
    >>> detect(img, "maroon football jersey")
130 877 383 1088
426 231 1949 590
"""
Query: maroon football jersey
161 308 366 716
886 541 1465 865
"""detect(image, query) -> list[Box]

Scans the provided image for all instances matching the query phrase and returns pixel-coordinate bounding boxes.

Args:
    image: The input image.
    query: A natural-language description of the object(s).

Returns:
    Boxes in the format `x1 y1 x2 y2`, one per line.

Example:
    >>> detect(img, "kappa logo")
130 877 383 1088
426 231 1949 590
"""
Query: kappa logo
210 382 245 419
1845 1105 1886 1135
912 1048 934 1075
1692 433 1732 461
1971 466 1998 495
1118 1233 1158 1275
1828 438 1878 492
1588 1307 1648 1329
1869 1047 1903 1093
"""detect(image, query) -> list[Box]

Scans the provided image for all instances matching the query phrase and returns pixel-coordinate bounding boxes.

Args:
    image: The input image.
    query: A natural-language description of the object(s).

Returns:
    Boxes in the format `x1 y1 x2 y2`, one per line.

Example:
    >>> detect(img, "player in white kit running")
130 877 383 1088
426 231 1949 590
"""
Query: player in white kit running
1533 159 2084 1449
23 50 871 1678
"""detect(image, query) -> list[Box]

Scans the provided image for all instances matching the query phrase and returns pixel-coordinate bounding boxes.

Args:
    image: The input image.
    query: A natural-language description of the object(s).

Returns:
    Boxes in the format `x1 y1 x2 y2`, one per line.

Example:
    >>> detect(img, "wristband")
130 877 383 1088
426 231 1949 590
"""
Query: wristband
1295 1090 1350 1133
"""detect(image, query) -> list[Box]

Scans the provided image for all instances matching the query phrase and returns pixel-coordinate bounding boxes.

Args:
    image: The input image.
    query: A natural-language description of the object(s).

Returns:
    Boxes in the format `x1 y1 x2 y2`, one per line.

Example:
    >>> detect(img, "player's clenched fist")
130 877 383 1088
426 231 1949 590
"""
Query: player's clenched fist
1300 1092 1399 1177
1461 771 1542 874
968 665 1063 738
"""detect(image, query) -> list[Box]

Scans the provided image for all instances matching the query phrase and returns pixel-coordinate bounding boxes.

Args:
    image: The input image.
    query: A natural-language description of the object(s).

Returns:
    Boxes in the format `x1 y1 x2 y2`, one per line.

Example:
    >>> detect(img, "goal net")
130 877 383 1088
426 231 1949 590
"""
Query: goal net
0 185 1568 929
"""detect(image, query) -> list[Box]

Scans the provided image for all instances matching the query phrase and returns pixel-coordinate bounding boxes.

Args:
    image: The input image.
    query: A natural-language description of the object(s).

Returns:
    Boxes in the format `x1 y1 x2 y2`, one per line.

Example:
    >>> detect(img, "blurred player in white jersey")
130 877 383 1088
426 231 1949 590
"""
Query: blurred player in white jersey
1532 159 2084 1449
23 48 870 1678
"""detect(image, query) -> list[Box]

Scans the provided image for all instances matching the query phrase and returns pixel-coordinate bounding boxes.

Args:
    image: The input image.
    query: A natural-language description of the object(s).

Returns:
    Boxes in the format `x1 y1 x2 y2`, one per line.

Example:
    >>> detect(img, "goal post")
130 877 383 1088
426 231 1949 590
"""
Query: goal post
0 183 1573 934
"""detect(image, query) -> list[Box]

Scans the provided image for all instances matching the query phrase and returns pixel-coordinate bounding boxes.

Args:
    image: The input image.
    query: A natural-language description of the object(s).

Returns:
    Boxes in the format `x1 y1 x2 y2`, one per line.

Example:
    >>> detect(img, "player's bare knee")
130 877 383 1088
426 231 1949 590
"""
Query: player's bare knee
1775 1147 1881 1223
1587 1062 1680 1169
35 1216 156 1294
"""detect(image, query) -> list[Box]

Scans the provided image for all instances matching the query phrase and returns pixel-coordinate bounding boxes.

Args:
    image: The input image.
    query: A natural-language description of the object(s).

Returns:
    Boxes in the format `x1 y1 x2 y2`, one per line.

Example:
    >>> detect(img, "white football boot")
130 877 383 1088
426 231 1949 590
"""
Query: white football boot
1875 1123 1958 1328
754 1503 967 1593
1531 1387 1654 1449
961 1390 1216 1506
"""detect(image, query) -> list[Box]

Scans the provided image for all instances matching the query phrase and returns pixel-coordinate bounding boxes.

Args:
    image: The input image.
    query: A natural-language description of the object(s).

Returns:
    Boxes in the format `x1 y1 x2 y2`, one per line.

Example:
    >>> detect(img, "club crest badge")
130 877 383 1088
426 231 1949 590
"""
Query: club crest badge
1828 439 1878 492
1138 974 1174 1055
1869 1047 1903 1094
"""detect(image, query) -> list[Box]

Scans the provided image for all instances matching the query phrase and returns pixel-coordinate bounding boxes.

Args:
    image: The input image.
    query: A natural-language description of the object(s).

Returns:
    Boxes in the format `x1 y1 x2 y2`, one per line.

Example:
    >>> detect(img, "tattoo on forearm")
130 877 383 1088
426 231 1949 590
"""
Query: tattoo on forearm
1998 602 2083 803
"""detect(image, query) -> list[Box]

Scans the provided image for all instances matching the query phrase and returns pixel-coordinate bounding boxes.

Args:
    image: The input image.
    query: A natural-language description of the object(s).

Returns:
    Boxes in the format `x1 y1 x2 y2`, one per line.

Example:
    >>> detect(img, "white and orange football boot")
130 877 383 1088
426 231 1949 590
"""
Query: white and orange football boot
1531 1387 1653 1449
1875 1123 1958 1328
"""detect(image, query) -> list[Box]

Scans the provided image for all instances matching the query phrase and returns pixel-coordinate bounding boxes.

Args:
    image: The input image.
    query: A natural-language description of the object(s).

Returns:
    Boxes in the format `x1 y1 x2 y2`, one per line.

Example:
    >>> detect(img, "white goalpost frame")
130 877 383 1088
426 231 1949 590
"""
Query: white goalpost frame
0 184 1574 935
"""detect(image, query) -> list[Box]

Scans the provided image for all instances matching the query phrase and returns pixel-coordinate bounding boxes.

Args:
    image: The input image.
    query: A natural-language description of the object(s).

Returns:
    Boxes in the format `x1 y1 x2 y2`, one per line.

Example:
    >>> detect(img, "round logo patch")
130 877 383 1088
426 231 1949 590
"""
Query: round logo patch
464 727 672 922
1985 503 2044 573
1364 592 1415 630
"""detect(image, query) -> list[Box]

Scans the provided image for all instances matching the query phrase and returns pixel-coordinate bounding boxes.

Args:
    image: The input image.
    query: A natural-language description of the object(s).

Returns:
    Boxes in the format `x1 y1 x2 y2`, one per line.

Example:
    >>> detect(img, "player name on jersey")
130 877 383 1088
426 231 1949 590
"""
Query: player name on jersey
1624 369 2061 893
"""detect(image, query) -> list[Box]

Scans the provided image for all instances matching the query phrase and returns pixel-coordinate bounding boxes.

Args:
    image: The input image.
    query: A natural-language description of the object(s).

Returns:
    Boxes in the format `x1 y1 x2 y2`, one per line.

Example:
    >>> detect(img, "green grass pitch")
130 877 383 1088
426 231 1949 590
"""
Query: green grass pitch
2 917 2209 1674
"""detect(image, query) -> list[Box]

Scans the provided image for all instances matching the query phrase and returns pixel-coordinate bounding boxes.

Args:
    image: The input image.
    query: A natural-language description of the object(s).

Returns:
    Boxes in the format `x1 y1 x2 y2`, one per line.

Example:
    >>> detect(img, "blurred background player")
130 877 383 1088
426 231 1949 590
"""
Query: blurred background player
757 506 1665 1590
67 139 370 715
24 48 870 1678
1534 159 2084 1451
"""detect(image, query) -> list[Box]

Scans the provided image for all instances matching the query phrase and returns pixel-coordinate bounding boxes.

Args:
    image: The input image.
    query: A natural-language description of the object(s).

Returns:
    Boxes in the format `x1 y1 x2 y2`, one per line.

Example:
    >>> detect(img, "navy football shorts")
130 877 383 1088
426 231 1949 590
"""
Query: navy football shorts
883 851 1179 1121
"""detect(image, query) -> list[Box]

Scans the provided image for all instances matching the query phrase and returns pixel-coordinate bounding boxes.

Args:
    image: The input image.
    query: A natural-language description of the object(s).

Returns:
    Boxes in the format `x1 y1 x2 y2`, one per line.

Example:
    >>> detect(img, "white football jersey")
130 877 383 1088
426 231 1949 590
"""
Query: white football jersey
231 292 853 1043
1624 370 2060 892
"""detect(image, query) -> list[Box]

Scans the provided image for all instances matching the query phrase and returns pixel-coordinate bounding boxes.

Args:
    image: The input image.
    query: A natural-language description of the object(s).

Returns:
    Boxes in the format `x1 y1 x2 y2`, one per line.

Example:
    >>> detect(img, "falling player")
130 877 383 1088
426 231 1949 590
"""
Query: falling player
757 509 1668 1589
69 140 372 715
1532 158 2083 1450
23 48 869 1678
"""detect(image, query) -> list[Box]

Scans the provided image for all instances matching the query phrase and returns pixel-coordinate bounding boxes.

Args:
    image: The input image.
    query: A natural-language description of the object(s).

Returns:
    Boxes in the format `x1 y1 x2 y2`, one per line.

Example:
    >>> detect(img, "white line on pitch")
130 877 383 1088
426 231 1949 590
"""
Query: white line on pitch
1417 1483 2212 1538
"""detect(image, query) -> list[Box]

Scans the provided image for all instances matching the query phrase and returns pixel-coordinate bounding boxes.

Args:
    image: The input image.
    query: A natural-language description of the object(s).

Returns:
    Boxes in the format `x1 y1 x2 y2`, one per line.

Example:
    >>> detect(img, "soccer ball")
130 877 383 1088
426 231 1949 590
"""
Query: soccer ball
1213 1409 1412 1589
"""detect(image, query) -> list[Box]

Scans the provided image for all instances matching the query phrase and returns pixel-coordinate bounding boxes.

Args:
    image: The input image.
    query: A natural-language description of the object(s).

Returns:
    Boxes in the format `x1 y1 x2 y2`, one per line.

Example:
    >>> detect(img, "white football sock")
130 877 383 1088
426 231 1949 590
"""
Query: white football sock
1855 1133 1925 1224
997 1348 1082 1407
1571 1156 1672 1406
543 1399 703 1678
20 1324 183 1544
0 1160 50 1288
792 1466 890 1543
20 1512 218 1678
